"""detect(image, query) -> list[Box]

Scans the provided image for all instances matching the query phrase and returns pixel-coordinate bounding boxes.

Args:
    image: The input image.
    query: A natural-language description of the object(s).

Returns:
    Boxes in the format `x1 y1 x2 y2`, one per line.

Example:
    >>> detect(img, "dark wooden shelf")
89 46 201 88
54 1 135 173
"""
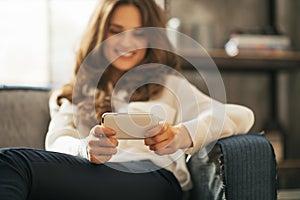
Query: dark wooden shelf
179 49 300 71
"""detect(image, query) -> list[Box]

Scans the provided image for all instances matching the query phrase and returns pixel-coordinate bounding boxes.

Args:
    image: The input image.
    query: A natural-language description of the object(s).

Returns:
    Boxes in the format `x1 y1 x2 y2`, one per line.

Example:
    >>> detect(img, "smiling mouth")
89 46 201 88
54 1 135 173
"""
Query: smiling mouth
116 50 134 58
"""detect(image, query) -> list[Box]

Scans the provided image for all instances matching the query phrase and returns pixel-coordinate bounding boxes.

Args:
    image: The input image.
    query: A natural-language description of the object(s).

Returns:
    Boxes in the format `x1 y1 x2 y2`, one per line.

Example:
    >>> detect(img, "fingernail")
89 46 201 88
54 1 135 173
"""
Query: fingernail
111 129 116 134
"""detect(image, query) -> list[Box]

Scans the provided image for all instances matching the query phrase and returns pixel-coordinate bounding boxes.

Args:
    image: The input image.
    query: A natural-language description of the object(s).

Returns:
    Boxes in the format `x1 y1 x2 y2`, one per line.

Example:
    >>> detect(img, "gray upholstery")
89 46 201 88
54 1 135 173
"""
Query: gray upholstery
0 87 50 149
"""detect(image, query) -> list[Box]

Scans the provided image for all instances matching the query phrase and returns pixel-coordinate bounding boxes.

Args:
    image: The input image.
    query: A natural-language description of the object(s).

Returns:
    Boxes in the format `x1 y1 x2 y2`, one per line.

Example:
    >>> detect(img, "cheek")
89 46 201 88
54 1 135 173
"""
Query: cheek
137 49 147 60
136 39 148 50
103 41 116 62
136 40 148 56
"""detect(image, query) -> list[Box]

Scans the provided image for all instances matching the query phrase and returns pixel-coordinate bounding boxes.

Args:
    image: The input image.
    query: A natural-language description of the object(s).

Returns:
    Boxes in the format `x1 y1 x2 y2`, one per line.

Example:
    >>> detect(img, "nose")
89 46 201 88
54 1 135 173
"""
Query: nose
119 32 134 48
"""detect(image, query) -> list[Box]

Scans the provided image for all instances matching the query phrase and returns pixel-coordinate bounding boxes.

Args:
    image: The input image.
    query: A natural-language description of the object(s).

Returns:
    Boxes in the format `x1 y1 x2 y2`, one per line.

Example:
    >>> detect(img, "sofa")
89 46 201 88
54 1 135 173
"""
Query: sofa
0 86 277 200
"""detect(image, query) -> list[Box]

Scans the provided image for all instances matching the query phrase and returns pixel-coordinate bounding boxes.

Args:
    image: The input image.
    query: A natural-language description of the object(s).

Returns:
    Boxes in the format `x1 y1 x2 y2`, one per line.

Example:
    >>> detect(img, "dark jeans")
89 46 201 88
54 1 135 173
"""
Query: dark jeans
0 148 182 200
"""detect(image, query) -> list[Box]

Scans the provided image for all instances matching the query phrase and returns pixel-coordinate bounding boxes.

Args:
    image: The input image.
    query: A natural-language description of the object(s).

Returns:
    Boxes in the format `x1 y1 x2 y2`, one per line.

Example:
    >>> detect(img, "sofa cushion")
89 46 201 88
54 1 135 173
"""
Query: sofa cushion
0 86 51 149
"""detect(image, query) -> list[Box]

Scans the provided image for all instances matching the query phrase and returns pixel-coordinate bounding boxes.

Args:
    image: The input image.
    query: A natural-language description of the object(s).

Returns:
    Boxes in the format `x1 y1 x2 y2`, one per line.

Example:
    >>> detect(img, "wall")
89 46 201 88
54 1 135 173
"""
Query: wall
168 0 300 159
169 0 269 49
169 0 300 50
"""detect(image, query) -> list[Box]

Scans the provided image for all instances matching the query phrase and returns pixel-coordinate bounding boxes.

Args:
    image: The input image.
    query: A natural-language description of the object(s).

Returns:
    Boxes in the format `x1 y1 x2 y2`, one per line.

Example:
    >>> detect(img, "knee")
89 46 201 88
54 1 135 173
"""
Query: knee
0 148 33 181
0 148 25 162
0 148 31 200
0 148 18 162
0 148 33 171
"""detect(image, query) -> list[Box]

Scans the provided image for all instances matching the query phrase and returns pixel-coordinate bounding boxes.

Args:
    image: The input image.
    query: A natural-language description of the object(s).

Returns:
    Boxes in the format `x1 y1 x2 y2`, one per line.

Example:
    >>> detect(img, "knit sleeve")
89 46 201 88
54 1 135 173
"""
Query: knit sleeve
45 91 88 159
168 76 255 155
182 103 254 155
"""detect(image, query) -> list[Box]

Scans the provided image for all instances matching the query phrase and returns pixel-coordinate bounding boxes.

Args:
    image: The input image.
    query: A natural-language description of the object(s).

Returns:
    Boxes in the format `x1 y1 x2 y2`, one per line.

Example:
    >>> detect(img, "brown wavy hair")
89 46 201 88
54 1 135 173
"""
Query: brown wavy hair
56 0 180 133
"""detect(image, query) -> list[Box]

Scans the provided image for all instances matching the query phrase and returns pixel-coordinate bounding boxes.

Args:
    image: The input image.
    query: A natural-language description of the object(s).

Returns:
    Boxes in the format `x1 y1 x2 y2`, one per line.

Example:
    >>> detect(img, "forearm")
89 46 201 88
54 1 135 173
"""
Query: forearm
174 124 193 149
182 104 254 155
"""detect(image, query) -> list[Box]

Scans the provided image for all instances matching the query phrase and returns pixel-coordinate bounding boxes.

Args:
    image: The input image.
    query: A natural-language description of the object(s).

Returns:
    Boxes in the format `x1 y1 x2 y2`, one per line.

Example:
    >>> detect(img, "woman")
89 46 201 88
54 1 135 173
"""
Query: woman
0 0 254 199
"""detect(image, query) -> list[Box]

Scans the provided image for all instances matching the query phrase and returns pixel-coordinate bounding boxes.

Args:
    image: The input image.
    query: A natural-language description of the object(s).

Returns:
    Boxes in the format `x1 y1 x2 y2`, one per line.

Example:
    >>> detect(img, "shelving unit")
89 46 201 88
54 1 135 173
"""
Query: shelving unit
180 48 300 188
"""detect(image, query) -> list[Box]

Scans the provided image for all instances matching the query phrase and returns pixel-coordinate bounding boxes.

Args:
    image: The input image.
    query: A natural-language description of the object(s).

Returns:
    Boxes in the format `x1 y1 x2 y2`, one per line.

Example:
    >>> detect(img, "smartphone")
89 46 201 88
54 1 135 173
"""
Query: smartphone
101 113 160 139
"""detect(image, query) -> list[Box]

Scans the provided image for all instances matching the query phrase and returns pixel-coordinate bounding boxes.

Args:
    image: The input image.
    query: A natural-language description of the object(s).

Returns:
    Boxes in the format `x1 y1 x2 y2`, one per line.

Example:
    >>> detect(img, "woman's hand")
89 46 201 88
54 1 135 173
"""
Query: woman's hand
87 125 118 164
144 122 193 155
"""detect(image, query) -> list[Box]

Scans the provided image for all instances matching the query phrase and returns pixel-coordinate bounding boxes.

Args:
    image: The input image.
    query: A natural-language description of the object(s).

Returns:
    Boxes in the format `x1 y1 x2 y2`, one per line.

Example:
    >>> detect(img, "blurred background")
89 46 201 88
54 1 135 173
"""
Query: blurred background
0 0 299 193
166 0 300 192
0 0 97 87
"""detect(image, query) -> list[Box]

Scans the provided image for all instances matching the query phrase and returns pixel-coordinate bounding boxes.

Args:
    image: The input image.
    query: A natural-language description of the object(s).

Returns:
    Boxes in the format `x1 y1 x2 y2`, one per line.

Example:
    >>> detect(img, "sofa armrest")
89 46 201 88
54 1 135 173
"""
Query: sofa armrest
0 86 51 149
187 134 277 200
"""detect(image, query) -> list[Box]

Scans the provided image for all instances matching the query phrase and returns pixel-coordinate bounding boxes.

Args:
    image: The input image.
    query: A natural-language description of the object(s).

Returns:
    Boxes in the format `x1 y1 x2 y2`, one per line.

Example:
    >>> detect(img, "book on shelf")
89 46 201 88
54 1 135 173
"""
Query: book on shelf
225 34 291 56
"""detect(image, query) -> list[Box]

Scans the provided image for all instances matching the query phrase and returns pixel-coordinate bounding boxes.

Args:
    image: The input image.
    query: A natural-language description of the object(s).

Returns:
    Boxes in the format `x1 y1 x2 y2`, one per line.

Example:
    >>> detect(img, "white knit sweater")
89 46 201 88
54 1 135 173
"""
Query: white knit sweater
45 75 254 190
